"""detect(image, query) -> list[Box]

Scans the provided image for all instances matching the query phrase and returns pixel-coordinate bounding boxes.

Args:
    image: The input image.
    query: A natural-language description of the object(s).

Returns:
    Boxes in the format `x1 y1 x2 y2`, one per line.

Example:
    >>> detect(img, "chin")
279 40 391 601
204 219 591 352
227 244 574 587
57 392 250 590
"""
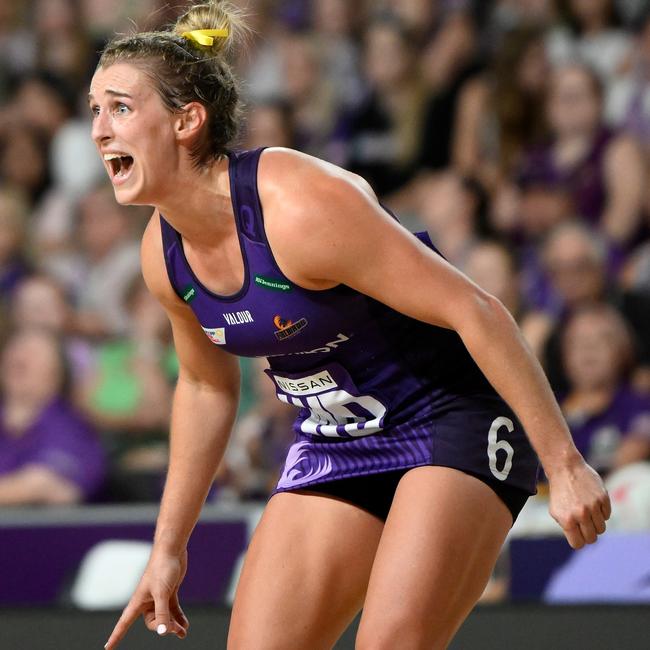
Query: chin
112 184 149 207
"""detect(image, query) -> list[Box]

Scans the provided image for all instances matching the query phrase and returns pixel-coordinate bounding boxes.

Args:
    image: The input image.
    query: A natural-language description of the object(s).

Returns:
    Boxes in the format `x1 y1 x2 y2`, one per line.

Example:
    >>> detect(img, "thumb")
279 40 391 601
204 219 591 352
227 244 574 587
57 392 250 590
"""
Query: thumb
153 591 171 636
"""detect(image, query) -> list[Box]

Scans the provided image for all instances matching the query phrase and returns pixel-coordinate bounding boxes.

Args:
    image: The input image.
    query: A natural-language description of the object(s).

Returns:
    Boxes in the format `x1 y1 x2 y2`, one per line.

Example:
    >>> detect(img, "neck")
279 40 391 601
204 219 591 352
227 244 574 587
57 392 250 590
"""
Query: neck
558 129 594 146
3 398 48 435
154 156 233 247
582 17 606 35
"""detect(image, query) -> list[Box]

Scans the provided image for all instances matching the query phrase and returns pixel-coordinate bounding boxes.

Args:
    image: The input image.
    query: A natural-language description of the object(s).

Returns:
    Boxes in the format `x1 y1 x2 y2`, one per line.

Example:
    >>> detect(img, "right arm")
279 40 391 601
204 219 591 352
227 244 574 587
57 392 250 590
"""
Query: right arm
105 213 241 649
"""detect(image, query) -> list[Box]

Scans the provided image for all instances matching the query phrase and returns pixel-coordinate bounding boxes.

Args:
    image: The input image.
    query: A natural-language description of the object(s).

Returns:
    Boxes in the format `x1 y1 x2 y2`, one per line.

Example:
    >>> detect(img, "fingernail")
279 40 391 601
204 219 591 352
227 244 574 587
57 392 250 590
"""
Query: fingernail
157 624 167 635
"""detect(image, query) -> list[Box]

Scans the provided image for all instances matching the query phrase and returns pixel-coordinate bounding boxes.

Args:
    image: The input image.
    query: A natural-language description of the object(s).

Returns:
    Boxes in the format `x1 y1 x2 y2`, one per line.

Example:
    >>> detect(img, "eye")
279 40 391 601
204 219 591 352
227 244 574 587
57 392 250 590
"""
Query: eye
115 103 131 115
90 104 100 116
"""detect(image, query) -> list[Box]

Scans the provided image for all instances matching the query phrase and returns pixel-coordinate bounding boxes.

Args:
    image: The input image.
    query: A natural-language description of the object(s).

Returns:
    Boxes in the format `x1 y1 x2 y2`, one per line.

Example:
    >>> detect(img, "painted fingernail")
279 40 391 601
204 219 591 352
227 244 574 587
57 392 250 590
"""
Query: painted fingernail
157 624 167 635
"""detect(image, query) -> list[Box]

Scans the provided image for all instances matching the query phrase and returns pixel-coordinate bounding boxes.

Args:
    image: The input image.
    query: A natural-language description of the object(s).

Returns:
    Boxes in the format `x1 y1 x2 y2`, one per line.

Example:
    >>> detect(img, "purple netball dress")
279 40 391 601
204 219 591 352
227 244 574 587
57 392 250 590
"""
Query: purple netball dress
160 148 539 514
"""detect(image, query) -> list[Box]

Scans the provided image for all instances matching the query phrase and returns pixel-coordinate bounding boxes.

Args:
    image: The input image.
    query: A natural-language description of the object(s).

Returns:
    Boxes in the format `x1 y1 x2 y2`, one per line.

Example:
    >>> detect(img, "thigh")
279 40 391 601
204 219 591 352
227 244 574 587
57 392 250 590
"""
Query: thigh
228 490 384 650
356 466 513 650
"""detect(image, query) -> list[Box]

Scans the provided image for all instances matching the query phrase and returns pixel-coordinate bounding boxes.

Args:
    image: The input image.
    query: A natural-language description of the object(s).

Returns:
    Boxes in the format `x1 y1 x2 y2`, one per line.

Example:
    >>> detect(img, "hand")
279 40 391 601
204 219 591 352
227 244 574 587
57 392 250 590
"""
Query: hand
104 549 189 649
547 457 611 549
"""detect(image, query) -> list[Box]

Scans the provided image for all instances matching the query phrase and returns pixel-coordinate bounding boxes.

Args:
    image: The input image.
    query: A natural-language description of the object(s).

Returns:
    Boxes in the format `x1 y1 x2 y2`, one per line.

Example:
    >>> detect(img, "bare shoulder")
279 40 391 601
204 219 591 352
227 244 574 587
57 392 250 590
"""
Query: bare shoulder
254 148 407 289
605 132 643 167
256 147 378 235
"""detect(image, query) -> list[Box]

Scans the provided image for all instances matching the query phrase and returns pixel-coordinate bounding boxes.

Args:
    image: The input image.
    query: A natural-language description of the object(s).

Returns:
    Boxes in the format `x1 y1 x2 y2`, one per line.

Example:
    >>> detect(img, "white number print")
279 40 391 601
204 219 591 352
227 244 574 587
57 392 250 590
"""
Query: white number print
268 365 389 438
278 389 386 437
487 416 515 481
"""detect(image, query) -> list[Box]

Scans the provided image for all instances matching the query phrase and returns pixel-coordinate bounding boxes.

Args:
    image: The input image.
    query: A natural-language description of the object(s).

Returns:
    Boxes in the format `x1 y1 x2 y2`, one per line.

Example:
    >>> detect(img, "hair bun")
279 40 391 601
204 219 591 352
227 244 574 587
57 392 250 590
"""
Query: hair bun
174 1 248 57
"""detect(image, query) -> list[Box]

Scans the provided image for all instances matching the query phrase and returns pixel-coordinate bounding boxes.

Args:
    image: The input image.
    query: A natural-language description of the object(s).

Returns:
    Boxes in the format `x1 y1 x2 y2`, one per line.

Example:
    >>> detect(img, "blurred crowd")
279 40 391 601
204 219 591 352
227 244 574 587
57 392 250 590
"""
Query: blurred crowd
0 0 649 513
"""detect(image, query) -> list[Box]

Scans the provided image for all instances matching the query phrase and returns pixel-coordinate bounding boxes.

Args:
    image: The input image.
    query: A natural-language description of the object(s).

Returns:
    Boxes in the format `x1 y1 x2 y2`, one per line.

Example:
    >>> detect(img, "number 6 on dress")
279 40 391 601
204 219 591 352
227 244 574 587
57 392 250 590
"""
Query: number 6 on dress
487 416 515 481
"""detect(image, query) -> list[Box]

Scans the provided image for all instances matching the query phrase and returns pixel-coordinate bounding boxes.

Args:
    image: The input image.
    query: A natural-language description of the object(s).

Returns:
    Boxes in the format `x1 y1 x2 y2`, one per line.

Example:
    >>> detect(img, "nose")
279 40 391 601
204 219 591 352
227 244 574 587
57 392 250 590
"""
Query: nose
91 108 112 145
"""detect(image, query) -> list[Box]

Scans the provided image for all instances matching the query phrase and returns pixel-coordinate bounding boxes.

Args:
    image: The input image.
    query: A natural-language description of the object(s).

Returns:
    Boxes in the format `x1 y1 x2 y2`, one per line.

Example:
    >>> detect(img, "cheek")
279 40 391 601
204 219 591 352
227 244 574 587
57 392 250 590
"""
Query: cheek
140 122 176 166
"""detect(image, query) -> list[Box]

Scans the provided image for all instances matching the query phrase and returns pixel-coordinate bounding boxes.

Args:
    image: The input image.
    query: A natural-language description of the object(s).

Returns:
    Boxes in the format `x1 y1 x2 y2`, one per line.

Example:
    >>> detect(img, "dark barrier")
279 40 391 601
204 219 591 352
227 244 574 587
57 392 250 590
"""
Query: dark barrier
0 605 648 650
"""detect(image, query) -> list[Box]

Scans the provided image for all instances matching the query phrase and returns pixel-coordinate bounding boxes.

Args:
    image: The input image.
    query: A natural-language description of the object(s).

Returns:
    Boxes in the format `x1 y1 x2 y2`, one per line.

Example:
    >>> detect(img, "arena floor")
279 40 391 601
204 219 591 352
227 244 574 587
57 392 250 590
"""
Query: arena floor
1 605 648 649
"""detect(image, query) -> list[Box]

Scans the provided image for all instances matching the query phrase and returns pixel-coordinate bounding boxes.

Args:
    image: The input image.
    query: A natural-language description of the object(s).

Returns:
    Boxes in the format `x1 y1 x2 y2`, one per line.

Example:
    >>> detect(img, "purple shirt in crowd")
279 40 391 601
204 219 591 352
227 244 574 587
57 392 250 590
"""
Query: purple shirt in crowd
517 127 613 226
0 398 106 499
565 386 650 474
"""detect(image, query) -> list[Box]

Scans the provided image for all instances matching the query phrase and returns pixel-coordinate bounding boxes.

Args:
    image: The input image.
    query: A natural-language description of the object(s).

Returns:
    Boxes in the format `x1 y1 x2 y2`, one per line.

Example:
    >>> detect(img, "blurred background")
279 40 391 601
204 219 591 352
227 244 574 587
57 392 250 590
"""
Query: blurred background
0 0 649 648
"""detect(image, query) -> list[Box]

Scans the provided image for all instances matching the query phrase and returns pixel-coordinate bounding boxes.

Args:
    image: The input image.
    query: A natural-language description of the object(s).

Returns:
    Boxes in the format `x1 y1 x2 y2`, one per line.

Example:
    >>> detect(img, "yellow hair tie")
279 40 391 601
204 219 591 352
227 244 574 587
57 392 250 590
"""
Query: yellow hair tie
181 28 229 47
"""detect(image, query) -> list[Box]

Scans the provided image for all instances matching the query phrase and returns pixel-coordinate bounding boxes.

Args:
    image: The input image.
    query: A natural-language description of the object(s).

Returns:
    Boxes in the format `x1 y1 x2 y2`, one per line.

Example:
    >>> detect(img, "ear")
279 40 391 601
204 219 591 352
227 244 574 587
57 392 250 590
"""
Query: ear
174 102 208 144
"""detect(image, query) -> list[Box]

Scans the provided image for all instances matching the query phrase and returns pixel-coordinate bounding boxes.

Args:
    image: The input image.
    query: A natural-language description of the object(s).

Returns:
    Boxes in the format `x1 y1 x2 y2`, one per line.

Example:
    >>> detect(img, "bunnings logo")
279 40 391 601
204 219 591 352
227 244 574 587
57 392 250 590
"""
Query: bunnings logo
255 274 292 292
182 285 197 303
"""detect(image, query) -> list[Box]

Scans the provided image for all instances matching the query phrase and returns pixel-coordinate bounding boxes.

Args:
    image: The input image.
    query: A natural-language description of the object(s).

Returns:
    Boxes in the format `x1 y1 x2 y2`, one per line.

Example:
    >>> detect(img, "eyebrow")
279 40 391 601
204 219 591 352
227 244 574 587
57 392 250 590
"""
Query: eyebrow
87 89 134 102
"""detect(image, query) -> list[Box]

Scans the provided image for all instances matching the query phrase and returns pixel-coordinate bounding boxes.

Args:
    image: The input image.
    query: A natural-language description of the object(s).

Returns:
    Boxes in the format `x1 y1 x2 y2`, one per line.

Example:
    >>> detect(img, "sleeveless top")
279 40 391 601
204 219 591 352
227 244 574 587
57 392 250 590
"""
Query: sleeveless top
160 148 496 440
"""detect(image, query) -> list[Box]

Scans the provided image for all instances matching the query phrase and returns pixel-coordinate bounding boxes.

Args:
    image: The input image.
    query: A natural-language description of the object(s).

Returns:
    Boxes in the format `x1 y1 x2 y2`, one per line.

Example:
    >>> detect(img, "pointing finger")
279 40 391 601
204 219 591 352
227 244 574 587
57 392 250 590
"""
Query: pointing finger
104 603 142 649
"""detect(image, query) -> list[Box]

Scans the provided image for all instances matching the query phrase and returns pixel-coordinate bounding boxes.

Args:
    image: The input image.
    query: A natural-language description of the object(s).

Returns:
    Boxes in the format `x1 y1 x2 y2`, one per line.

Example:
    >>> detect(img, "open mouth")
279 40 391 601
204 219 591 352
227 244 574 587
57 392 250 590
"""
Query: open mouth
103 153 134 181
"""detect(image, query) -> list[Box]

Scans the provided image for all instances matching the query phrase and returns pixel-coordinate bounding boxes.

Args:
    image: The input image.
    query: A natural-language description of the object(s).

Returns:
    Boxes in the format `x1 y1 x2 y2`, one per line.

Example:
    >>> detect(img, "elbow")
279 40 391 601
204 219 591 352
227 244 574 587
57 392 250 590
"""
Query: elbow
456 290 514 338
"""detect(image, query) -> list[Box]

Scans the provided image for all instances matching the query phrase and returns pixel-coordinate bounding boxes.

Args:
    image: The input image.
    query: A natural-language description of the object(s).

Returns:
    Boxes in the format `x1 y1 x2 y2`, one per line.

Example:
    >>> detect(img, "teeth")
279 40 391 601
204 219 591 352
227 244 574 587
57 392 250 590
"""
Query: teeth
103 153 129 160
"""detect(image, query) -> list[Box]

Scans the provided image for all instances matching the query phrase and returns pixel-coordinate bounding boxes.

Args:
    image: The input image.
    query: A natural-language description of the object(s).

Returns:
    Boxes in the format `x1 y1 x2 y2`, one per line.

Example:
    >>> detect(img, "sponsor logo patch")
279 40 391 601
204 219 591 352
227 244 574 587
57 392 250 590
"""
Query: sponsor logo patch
273 314 308 341
266 333 351 357
272 370 337 396
254 274 292 292
223 310 254 325
182 284 197 303
202 326 226 345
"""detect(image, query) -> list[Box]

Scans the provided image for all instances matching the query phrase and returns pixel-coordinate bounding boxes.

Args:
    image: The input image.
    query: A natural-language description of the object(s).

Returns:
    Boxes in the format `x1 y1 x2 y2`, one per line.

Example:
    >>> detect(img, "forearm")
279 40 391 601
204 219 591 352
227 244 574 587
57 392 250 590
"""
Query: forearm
602 204 640 245
457 295 579 476
0 465 82 505
152 377 238 555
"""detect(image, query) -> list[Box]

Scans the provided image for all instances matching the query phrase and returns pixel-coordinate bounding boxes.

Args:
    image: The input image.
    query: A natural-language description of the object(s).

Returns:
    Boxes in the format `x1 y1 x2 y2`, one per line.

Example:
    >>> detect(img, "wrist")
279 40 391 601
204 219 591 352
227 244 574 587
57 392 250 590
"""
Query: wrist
541 443 583 480
153 528 188 556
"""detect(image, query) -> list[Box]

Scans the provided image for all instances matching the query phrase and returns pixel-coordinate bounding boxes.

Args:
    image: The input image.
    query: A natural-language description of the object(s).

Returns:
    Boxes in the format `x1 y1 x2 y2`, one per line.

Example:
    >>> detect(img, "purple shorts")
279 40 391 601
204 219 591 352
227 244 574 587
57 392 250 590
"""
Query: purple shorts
273 392 540 521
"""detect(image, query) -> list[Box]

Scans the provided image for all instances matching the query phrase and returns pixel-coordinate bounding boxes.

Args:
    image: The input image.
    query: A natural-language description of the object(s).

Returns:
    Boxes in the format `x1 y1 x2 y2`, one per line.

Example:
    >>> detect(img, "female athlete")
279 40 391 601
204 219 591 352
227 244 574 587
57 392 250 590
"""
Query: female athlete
97 3 610 649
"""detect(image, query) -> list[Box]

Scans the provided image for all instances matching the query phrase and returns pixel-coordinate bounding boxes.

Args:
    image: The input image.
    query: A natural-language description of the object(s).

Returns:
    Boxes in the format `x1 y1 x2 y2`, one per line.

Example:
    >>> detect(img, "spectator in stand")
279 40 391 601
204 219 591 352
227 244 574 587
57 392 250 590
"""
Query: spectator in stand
415 4 479 174
77 275 174 501
529 221 650 392
517 62 646 248
332 15 428 196
277 32 338 159
0 188 30 303
0 1 35 99
0 327 105 504
32 0 95 91
217 358 296 501
310 0 365 112
414 171 486 270
236 1 289 104
453 26 549 191
500 173 576 318
0 126 51 207
47 182 144 339
383 0 439 48
0 72 75 142
560 304 650 475
464 240 522 319
464 240 556 358
549 0 632 84
243 101 296 150
370 4 479 214
606 13 650 150
482 0 559 48
10 273 94 382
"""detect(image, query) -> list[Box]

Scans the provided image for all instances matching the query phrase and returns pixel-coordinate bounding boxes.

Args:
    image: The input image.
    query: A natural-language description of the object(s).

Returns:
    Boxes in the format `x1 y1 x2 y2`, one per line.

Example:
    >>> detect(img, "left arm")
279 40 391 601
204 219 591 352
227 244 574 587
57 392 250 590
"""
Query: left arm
0 465 82 505
260 149 610 547
602 135 645 246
